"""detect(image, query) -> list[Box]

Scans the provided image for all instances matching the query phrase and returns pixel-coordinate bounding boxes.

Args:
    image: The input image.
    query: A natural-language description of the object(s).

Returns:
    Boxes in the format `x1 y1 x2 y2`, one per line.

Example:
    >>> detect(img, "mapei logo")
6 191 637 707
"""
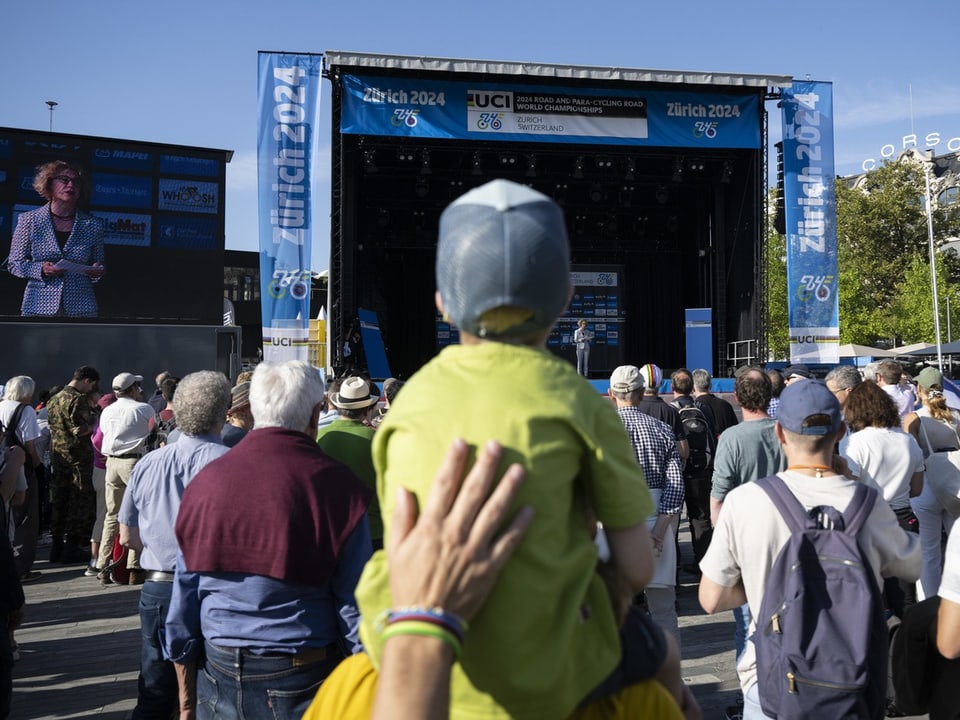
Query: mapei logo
467 90 513 110
693 121 718 139
797 274 834 302
390 109 420 128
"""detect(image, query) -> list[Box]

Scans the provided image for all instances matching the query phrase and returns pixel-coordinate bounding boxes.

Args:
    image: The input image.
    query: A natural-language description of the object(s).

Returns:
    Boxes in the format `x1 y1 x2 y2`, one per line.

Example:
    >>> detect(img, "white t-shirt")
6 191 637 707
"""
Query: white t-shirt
0 399 41 447
99 397 155 456
940 521 960 604
0 399 40 494
700 469 921 695
843 426 924 510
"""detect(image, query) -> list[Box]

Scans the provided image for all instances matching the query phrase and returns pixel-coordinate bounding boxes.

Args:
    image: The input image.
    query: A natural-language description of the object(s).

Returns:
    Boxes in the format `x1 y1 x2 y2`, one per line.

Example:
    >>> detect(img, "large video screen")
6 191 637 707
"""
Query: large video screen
0 127 229 323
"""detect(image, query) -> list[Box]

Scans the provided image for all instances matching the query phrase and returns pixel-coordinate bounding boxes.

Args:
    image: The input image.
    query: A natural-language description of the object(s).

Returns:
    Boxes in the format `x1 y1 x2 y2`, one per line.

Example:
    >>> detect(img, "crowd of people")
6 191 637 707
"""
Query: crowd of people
2 179 960 720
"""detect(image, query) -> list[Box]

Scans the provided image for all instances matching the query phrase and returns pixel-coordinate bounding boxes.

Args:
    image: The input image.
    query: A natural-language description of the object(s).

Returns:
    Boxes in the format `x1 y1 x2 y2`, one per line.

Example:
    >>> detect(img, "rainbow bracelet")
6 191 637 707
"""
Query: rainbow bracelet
382 620 462 659
380 606 467 643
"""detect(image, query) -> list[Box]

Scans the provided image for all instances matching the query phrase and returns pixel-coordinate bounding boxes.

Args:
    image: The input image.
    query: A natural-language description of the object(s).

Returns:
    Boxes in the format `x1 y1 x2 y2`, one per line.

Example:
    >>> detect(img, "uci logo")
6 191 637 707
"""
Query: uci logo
468 91 512 110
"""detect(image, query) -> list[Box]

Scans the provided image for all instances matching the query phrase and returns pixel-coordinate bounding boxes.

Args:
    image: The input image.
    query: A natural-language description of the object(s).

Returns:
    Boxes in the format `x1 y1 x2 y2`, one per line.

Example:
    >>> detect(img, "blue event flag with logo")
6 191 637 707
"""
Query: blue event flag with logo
781 81 840 364
256 52 323 362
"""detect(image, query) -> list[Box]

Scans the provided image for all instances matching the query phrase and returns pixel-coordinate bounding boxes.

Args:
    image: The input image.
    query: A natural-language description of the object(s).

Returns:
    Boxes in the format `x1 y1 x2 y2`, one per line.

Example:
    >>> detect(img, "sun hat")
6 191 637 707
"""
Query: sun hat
228 381 251 414
112 372 143 392
331 376 380 410
610 365 644 394
777 380 842 436
436 179 570 338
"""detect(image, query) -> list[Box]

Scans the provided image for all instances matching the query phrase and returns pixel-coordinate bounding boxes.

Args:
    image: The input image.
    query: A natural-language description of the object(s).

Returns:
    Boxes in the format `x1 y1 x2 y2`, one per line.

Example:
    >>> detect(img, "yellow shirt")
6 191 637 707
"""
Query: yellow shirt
355 343 652 720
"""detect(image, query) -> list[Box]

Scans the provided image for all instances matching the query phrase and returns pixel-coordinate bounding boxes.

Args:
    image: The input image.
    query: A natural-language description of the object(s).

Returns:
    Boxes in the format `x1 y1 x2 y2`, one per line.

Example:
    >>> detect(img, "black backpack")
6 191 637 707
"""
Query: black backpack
670 398 715 475
1 404 26 455
145 413 177 452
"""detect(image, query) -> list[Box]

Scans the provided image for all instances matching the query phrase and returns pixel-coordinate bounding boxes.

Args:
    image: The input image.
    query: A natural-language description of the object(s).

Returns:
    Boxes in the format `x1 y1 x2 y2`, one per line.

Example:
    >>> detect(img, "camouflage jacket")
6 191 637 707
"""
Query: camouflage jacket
46 385 95 465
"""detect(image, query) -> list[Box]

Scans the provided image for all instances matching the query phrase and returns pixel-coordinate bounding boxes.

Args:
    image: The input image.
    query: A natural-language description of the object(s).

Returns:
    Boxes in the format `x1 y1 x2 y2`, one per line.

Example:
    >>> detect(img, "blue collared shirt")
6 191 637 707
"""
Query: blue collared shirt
118 433 230 572
163 516 370 663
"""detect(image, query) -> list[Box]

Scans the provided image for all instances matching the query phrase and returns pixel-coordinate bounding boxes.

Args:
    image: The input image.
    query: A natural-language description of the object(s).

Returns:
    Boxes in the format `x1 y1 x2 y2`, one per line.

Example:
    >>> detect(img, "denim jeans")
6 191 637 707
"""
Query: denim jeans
198 641 341 720
733 602 751 665
132 580 177 720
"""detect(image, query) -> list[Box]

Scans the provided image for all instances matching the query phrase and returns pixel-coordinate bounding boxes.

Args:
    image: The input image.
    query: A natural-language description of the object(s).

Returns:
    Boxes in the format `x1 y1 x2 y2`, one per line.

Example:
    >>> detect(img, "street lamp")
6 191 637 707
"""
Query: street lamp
922 149 943 371
45 100 58 132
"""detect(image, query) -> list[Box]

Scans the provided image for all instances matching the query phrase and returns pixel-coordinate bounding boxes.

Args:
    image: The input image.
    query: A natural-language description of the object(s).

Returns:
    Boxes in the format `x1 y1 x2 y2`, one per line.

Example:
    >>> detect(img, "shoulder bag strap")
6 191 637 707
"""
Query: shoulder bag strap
756 474 812 534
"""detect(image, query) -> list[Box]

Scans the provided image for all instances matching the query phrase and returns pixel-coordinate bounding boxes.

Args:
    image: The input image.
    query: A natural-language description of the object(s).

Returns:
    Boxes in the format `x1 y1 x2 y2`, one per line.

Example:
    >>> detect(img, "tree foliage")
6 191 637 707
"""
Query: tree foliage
764 157 960 356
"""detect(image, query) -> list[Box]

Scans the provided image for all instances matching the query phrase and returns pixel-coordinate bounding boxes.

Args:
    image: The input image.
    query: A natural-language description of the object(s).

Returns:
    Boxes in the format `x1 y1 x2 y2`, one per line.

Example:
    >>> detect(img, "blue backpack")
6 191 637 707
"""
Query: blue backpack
753 475 887 720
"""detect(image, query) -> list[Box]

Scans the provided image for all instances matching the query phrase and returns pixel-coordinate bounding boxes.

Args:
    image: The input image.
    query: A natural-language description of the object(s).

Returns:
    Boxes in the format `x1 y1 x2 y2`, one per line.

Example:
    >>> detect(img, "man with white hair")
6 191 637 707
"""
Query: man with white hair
118 371 232 720
164 361 372 720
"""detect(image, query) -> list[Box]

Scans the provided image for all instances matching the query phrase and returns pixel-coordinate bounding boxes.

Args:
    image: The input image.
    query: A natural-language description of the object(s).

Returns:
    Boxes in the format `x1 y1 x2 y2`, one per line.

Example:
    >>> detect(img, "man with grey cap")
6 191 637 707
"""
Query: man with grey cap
354 179 658 719
96 371 154 584
608 364 685 647
316 376 382 548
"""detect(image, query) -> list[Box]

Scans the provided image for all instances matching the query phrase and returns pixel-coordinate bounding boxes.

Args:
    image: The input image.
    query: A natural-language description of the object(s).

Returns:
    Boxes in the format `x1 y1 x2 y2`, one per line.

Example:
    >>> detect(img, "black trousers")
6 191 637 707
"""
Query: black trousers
683 472 713 563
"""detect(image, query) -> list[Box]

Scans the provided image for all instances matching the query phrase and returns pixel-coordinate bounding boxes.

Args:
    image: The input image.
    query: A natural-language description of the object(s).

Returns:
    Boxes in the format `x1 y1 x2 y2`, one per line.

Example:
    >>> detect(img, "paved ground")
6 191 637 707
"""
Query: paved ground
10 528 928 719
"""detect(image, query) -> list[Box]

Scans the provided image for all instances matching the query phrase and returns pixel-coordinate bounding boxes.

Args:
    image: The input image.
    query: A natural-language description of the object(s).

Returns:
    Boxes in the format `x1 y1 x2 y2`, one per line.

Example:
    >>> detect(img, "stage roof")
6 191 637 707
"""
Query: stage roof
324 51 794 90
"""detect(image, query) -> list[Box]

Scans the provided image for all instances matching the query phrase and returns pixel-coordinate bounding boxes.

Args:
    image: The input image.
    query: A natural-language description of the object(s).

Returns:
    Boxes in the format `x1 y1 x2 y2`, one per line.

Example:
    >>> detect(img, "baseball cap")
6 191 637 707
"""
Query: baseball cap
777 380 842 436
436 179 570 338
783 364 813 381
916 366 943 390
112 372 143 392
610 365 644 394
638 363 663 391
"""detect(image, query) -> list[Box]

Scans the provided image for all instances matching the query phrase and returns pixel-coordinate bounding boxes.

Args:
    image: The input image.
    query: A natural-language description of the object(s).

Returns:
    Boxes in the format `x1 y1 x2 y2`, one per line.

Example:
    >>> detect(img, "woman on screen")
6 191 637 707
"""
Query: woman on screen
8 161 105 317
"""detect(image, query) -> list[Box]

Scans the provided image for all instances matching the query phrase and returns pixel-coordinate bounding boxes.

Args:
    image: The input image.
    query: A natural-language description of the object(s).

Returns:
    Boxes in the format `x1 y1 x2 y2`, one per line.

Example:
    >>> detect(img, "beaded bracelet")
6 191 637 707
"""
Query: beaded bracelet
382 620 463 659
379 606 468 644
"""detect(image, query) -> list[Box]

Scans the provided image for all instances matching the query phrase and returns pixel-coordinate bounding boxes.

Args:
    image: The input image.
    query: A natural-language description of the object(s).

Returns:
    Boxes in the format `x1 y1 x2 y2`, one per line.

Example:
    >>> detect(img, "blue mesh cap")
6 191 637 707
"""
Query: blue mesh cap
436 179 570 337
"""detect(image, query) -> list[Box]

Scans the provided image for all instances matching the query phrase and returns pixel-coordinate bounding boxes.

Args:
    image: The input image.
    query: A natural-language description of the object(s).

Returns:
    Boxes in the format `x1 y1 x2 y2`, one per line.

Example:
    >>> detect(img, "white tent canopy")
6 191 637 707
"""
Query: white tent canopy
837 343 897 359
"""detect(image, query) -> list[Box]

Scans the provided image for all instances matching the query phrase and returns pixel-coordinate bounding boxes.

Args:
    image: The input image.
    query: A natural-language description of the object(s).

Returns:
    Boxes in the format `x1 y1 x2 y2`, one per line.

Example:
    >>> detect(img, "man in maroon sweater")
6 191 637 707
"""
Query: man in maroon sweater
165 360 372 720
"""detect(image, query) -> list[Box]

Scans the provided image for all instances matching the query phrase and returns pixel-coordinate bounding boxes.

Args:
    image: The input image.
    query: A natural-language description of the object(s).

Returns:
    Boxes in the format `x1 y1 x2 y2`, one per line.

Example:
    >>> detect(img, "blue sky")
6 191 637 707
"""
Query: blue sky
4 0 959 272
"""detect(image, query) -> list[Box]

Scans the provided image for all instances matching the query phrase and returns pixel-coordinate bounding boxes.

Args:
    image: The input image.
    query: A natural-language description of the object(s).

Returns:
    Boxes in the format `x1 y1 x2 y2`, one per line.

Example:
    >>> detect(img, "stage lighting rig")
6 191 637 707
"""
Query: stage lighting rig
471 151 483 176
672 158 684 183
420 149 432 175
573 156 585 179
721 159 734 184
525 154 537 178
397 146 416 162
624 157 636 181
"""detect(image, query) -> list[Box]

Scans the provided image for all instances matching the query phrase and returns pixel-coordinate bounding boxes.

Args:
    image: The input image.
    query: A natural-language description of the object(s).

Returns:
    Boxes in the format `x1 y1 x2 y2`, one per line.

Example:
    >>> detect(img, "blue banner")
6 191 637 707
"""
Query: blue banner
341 74 760 149
257 52 323 363
781 81 839 364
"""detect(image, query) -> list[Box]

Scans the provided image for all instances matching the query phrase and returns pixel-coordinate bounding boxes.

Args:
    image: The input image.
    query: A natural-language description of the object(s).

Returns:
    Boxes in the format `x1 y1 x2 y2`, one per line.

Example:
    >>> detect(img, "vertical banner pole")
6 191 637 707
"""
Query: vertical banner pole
781 81 840 364
257 52 323 363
